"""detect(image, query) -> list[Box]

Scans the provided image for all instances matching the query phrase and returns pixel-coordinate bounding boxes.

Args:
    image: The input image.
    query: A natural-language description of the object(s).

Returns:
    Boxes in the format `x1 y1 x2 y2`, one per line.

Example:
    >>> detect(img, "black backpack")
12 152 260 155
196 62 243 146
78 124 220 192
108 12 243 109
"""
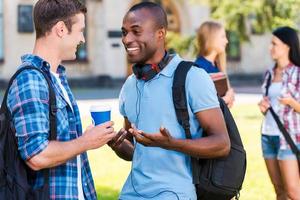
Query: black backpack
0 65 57 200
172 61 247 200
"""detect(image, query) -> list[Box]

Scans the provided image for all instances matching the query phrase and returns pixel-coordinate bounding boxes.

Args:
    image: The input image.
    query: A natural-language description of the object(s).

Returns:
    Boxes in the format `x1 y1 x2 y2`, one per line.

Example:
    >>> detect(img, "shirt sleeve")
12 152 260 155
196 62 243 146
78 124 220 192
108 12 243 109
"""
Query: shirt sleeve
119 80 127 117
186 67 220 113
7 70 50 161
286 68 300 101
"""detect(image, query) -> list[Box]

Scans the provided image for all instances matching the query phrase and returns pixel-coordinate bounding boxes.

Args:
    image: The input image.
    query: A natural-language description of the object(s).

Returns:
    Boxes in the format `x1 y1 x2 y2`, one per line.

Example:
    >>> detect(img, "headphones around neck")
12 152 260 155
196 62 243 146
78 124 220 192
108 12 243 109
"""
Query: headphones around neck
132 51 170 81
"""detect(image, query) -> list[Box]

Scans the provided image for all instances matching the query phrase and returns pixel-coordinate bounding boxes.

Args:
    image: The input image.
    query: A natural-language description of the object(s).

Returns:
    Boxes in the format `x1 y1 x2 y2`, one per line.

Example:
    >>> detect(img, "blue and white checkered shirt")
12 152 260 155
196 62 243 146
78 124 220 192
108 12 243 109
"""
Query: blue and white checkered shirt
7 54 97 200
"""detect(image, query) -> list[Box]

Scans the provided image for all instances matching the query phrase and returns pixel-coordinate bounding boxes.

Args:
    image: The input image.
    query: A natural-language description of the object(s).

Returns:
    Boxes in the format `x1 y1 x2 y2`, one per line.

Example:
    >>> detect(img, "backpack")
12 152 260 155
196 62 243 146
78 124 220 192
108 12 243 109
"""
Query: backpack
172 61 247 200
0 65 57 200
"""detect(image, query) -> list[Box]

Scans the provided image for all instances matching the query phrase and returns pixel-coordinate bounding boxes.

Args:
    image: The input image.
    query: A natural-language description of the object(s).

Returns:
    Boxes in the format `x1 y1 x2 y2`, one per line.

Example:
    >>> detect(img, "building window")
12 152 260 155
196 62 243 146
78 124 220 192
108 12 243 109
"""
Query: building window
0 0 3 61
226 31 241 61
18 5 34 33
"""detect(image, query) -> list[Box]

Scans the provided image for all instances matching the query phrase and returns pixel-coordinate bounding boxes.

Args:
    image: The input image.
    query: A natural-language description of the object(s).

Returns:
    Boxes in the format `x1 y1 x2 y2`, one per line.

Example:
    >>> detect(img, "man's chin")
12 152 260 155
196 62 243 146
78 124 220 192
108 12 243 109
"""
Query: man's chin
127 55 143 64
62 55 77 62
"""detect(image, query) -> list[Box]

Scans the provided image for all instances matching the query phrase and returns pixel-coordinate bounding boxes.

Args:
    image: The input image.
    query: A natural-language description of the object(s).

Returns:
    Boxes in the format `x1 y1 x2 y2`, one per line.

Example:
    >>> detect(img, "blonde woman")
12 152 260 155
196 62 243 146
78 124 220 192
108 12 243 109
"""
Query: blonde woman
194 21 235 107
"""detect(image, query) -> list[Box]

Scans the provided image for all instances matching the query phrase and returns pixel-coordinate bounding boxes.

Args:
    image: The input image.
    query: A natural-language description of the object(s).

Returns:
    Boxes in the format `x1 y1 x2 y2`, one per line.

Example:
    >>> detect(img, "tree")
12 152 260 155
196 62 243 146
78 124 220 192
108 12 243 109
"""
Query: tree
166 32 196 58
192 0 300 41
168 0 300 56
213 0 300 40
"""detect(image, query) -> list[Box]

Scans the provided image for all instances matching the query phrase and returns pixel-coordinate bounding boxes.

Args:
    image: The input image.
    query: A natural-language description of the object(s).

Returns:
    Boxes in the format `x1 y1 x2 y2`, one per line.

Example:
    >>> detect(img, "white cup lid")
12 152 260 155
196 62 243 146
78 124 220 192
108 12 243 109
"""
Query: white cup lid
89 104 111 112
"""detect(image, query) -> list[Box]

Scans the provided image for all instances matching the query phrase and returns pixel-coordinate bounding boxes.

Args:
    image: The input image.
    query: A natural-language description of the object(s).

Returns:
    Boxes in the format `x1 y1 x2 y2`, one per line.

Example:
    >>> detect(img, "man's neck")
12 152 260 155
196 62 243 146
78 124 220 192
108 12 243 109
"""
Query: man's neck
33 39 61 73
145 48 166 64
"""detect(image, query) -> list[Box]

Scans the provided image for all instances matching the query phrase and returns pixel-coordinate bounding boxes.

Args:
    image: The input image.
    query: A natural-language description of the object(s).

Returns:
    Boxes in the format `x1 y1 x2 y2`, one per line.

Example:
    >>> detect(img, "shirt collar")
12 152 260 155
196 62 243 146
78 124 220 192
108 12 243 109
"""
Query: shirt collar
197 56 216 67
21 54 66 75
159 54 182 78
270 62 295 76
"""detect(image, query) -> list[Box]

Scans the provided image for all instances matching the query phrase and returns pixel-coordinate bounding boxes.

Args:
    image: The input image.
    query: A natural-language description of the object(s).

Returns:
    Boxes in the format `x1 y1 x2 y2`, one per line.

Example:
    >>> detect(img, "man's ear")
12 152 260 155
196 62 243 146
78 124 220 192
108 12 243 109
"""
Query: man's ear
157 28 166 40
53 21 67 38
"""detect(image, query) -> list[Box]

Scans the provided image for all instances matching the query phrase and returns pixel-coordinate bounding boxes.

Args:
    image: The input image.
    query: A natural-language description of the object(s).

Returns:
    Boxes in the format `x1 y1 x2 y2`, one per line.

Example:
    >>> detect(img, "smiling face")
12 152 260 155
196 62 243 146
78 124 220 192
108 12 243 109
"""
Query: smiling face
121 9 165 64
60 13 86 61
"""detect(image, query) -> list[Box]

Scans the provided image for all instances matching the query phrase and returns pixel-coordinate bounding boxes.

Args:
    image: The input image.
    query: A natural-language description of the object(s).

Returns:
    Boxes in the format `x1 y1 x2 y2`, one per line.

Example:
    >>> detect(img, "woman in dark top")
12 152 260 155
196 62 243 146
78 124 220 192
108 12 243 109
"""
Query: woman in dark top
195 21 235 107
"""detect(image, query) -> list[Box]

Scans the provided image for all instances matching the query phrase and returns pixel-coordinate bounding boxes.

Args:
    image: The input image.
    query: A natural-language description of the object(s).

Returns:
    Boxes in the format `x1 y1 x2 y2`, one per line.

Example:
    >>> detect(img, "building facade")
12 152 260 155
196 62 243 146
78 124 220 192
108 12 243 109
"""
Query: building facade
0 0 272 82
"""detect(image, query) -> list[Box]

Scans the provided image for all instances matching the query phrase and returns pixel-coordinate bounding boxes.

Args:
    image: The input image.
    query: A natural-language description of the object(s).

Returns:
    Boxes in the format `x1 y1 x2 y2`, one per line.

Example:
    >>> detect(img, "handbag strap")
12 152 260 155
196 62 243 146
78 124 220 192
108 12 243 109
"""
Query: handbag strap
265 71 272 96
265 71 300 163
269 108 300 157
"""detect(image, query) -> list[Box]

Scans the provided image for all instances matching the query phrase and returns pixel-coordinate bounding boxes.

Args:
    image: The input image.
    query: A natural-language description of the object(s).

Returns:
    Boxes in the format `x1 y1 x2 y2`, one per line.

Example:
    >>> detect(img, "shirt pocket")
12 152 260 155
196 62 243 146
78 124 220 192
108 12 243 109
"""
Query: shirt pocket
55 96 70 140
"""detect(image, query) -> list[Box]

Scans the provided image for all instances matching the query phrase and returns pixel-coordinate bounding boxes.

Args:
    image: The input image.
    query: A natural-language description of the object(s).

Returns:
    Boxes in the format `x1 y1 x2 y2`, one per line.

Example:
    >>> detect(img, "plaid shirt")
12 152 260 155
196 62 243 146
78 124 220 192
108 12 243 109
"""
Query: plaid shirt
262 64 300 149
7 54 97 200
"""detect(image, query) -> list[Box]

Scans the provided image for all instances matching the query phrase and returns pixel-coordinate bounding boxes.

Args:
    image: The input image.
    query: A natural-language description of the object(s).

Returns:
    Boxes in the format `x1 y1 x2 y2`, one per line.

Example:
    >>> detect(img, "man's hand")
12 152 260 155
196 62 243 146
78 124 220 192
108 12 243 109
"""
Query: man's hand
26 121 116 170
258 97 271 114
129 124 174 149
108 128 128 149
82 121 116 150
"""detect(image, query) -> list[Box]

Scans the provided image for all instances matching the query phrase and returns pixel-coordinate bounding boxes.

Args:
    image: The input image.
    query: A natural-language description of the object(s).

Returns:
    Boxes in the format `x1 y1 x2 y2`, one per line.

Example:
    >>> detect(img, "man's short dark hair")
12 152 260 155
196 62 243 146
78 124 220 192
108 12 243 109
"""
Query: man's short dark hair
33 0 87 39
128 2 168 29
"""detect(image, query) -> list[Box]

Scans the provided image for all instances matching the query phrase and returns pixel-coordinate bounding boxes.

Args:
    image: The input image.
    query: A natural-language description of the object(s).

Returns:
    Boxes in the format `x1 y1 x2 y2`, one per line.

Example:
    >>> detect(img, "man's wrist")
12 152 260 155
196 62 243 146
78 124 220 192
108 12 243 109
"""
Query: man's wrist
167 138 181 151
77 135 89 152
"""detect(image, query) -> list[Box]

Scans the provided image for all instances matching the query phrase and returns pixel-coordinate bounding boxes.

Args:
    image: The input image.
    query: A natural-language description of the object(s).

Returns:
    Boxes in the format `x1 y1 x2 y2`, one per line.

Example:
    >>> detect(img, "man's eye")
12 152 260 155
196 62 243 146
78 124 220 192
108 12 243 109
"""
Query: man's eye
133 30 141 35
122 31 127 36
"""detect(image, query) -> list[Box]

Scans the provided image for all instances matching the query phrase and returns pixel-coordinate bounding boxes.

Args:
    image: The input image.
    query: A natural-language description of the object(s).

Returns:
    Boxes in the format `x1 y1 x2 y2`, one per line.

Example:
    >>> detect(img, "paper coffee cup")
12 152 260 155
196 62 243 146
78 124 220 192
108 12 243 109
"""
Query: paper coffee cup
89 105 111 125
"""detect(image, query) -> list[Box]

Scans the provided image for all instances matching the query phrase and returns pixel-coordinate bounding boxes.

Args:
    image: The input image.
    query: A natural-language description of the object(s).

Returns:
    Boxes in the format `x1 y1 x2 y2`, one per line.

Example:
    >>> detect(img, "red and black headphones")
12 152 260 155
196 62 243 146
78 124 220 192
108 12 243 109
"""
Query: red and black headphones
132 51 171 81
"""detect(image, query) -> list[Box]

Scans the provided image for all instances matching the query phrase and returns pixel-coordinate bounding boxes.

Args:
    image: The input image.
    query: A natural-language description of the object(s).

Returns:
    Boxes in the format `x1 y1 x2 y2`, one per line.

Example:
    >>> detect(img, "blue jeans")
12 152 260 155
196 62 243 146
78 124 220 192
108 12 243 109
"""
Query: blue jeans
261 134 300 160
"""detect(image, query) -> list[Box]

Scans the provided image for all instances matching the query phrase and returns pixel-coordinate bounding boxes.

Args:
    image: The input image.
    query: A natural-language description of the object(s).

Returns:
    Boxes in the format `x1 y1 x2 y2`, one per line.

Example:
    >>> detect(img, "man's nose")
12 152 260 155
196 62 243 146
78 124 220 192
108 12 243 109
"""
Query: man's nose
122 33 134 45
81 35 86 44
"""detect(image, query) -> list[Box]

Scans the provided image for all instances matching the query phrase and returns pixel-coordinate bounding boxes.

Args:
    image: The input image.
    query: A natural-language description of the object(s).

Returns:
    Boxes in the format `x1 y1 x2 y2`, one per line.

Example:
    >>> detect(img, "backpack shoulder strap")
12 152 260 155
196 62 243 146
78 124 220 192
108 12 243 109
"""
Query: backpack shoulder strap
1 64 57 140
172 60 200 184
172 61 194 138
1 64 57 188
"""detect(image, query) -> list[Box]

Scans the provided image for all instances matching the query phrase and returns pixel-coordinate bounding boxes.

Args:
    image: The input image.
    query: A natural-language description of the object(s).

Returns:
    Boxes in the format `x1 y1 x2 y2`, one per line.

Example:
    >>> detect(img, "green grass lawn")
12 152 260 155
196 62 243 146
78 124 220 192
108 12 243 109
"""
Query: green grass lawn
84 104 276 200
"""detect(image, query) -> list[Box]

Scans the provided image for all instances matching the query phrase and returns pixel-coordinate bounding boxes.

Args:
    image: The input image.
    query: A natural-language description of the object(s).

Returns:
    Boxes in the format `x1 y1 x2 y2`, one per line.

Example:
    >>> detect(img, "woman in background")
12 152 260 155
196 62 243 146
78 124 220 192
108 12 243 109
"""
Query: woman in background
195 21 235 107
258 26 300 200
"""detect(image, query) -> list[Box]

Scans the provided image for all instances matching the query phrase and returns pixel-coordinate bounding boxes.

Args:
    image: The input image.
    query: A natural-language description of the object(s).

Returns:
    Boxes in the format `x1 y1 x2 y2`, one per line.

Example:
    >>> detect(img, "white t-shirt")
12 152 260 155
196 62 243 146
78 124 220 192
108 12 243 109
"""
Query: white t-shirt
261 82 282 136
51 72 85 200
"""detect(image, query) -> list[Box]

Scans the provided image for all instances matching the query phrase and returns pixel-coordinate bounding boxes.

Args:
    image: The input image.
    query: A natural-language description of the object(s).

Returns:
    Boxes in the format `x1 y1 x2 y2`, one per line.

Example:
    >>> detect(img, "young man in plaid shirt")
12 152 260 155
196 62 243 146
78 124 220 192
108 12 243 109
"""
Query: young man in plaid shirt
6 0 116 199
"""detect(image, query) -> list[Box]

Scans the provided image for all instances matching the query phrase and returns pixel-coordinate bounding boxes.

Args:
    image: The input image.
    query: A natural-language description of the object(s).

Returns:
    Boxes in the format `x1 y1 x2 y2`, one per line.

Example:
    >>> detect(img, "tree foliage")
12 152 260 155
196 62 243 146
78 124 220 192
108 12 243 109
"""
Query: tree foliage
166 0 300 56
193 0 300 41
166 32 197 57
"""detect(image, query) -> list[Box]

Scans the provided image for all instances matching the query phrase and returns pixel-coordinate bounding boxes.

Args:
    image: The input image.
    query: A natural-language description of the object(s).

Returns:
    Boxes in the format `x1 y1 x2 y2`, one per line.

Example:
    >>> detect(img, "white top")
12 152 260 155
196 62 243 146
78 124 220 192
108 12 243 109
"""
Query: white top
262 82 282 136
50 72 85 200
